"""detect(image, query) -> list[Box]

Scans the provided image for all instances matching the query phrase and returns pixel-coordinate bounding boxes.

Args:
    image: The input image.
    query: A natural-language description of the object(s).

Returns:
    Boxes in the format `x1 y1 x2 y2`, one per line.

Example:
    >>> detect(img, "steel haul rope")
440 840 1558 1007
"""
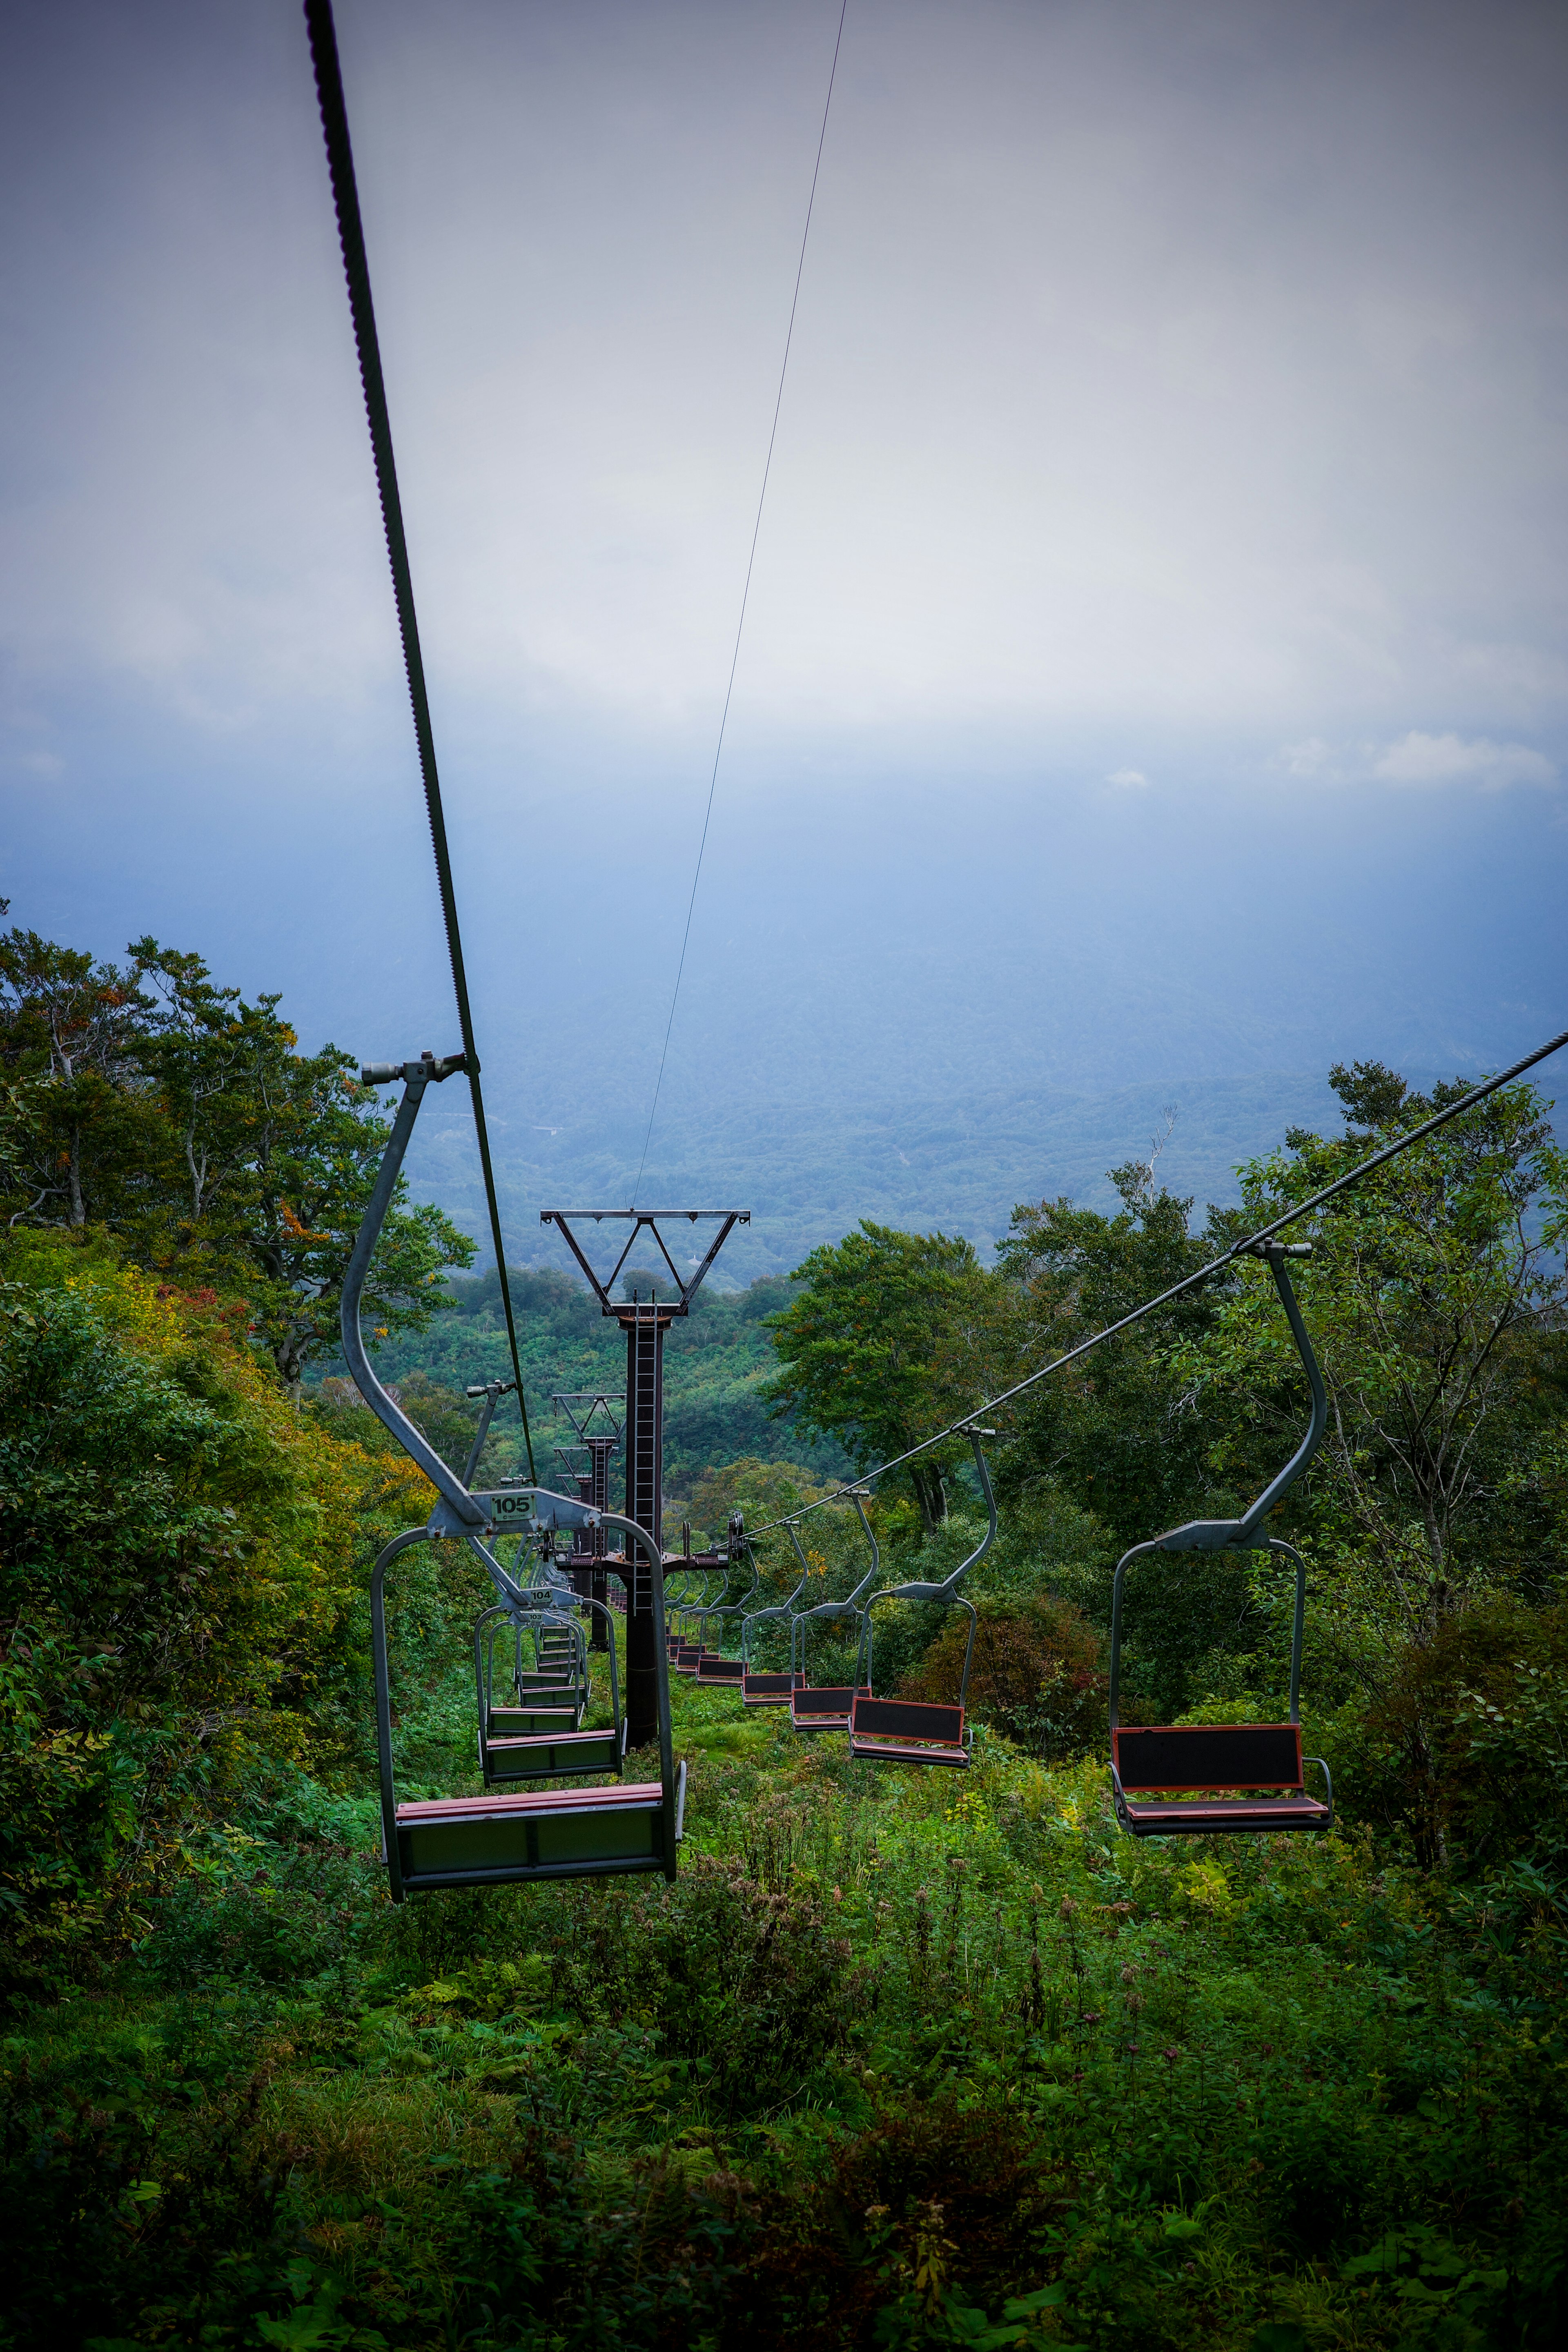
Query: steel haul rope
305 0 536 1480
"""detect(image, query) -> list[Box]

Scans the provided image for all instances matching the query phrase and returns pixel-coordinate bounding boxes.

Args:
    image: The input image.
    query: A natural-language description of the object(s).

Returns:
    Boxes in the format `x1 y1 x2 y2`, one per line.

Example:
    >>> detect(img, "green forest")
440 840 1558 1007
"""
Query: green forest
2 926 1566 2350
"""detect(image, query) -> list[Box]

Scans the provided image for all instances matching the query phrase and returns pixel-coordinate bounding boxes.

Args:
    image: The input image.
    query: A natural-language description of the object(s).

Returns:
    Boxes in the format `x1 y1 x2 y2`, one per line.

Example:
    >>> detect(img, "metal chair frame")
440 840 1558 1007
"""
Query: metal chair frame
345 1053 683 1898
787 1499 882 1731
1107 1241 1334 1838
847 1431 997 1766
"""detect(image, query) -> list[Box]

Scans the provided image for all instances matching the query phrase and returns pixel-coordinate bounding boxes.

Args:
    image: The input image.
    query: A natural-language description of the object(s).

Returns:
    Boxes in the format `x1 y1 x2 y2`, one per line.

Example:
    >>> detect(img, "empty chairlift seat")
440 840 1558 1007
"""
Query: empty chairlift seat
392 1774 684 1889
791 1680 871 1732
786 1497 884 1735
741 1668 800 1707
340 1052 688 1900
1110 1723 1331 1837
1105 1242 1334 1841
849 1695 970 1767
844 1431 996 1771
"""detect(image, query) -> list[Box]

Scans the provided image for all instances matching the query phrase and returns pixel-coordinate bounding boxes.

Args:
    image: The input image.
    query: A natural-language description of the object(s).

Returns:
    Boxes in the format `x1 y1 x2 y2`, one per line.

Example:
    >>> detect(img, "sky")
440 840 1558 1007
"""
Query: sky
4 0 1567 1263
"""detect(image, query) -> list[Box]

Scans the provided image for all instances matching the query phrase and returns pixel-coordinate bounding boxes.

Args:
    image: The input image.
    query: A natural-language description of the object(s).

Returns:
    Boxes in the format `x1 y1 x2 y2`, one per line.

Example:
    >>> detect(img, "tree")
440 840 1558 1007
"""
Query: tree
764 1221 990 1529
1192 1062 1568 1655
0 928 476 1399
0 931 164 1229
992 1158 1232 1547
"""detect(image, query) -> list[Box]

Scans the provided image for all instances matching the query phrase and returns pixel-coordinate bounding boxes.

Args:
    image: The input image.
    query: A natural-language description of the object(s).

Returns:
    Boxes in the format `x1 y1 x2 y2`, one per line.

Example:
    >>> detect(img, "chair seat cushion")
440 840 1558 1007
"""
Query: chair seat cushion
1121 1793 1330 1828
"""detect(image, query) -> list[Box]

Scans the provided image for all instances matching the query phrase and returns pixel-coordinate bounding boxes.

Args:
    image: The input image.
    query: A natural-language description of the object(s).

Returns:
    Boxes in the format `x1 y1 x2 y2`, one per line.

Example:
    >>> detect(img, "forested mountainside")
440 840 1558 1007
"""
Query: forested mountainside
2 922 1567 2348
349 1265 851 1502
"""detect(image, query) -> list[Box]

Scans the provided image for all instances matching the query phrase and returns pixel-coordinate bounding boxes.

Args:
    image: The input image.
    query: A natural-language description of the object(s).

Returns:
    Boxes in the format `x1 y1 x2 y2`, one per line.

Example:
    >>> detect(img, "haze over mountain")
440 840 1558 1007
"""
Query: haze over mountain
4 0 1566 1281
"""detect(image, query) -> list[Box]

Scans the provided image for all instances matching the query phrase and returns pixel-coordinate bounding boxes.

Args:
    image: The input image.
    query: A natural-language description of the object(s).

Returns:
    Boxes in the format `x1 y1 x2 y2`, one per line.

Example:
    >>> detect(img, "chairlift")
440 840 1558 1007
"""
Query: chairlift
346 1053 684 1896
847 1430 997 1768
474 1562 628 1786
738 1527 811 1706
1108 1241 1334 1838
690 1517 760 1687
787 1498 880 1732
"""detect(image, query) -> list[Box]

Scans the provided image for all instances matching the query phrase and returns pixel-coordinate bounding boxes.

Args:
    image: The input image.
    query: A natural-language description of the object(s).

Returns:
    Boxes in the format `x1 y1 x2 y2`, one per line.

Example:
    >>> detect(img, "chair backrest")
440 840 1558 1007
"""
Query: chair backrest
852 1697 963 1744
1113 1724 1303 1793
791 1684 863 1719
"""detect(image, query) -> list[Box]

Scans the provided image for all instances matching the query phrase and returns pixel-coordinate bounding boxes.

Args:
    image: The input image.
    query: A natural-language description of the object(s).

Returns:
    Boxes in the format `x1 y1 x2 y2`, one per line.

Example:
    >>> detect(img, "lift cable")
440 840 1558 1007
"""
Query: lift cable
745 1019 1568 1539
305 0 537 1481
631 0 852 1205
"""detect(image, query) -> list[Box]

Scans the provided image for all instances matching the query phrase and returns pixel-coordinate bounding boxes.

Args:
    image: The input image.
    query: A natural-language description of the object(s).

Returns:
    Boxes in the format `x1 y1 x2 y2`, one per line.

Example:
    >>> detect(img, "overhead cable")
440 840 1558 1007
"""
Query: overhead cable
305 0 537 1481
631 0 852 1204
746 1020 1568 1538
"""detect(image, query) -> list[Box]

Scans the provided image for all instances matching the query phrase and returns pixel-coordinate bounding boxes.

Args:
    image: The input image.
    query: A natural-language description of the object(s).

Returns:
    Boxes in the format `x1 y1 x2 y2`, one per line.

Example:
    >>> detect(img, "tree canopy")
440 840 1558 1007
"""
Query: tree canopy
0 927 474 1395
763 1220 989 1527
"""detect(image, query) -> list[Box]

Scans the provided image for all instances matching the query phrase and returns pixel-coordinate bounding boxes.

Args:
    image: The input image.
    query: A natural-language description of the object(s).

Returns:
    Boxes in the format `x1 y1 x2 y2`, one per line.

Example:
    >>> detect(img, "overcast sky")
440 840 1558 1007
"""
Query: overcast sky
4 0 1566 1204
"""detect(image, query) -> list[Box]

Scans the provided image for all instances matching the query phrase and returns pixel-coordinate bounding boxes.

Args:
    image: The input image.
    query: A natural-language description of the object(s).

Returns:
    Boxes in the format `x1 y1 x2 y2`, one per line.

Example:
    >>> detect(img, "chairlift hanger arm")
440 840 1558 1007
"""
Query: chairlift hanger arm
341 1056 486 1528
1153 1243 1326 1553
461 1377 515 1487
742 1016 1568 1541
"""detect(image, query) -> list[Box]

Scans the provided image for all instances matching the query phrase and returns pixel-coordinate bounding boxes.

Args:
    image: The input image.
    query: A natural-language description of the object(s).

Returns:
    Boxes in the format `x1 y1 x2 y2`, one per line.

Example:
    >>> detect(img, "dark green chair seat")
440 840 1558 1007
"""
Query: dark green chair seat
742 1670 798 1706
485 1725 626 1782
393 1773 684 1891
489 1704 583 1736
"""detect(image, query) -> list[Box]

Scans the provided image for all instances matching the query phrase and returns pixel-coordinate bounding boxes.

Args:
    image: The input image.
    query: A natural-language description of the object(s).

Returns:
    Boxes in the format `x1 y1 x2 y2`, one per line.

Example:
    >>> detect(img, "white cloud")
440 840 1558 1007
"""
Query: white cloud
1372 731 1557 791
1280 737 1335 778
1106 767 1149 789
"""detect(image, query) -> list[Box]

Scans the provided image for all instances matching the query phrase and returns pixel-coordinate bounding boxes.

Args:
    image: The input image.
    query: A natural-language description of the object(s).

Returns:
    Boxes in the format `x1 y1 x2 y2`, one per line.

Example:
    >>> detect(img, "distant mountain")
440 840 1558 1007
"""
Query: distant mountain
405 1068 1350 1282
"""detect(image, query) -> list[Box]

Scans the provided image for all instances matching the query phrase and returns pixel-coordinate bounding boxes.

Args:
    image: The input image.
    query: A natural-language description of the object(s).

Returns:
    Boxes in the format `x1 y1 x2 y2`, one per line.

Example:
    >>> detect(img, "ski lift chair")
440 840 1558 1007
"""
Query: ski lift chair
739 1528 812 1706
347 1053 684 1896
848 1431 997 1768
788 1498 880 1732
1108 1242 1334 1838
477 1583 590 1726
692 1519 760 1688
475 1566 628 1786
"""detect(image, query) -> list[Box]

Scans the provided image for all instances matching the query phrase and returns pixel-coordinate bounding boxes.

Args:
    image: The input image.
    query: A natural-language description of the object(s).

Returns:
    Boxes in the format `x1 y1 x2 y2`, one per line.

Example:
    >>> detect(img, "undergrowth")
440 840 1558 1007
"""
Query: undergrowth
2 1664 1566 2350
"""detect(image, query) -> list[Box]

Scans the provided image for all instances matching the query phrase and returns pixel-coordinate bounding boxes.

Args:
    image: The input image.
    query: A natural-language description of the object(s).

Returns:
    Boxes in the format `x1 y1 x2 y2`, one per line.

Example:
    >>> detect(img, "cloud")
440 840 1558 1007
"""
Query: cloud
1106 768 1149 789
1279 737 1335 778
5 0 1568 755
1372 732 1557 791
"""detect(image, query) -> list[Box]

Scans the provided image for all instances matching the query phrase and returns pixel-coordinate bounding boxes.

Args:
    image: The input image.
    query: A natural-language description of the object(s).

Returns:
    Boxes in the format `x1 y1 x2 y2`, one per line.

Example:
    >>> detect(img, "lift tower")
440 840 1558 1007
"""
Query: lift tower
551 1390 625 1650
540 1209 748 1747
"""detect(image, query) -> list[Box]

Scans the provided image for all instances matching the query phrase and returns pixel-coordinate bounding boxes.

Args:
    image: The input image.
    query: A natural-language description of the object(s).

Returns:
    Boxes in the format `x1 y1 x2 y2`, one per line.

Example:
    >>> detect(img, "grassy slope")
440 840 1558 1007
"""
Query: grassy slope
4 1625 1564 2352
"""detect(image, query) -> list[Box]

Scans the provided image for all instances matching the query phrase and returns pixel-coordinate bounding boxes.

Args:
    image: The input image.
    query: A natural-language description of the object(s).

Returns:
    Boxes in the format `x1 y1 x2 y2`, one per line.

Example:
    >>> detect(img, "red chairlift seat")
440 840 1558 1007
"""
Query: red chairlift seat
843 1432 996 1771
696 1655 746 1686
1111 1723 1331 1837
741 1668 800 1707
849 1695 971 1767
